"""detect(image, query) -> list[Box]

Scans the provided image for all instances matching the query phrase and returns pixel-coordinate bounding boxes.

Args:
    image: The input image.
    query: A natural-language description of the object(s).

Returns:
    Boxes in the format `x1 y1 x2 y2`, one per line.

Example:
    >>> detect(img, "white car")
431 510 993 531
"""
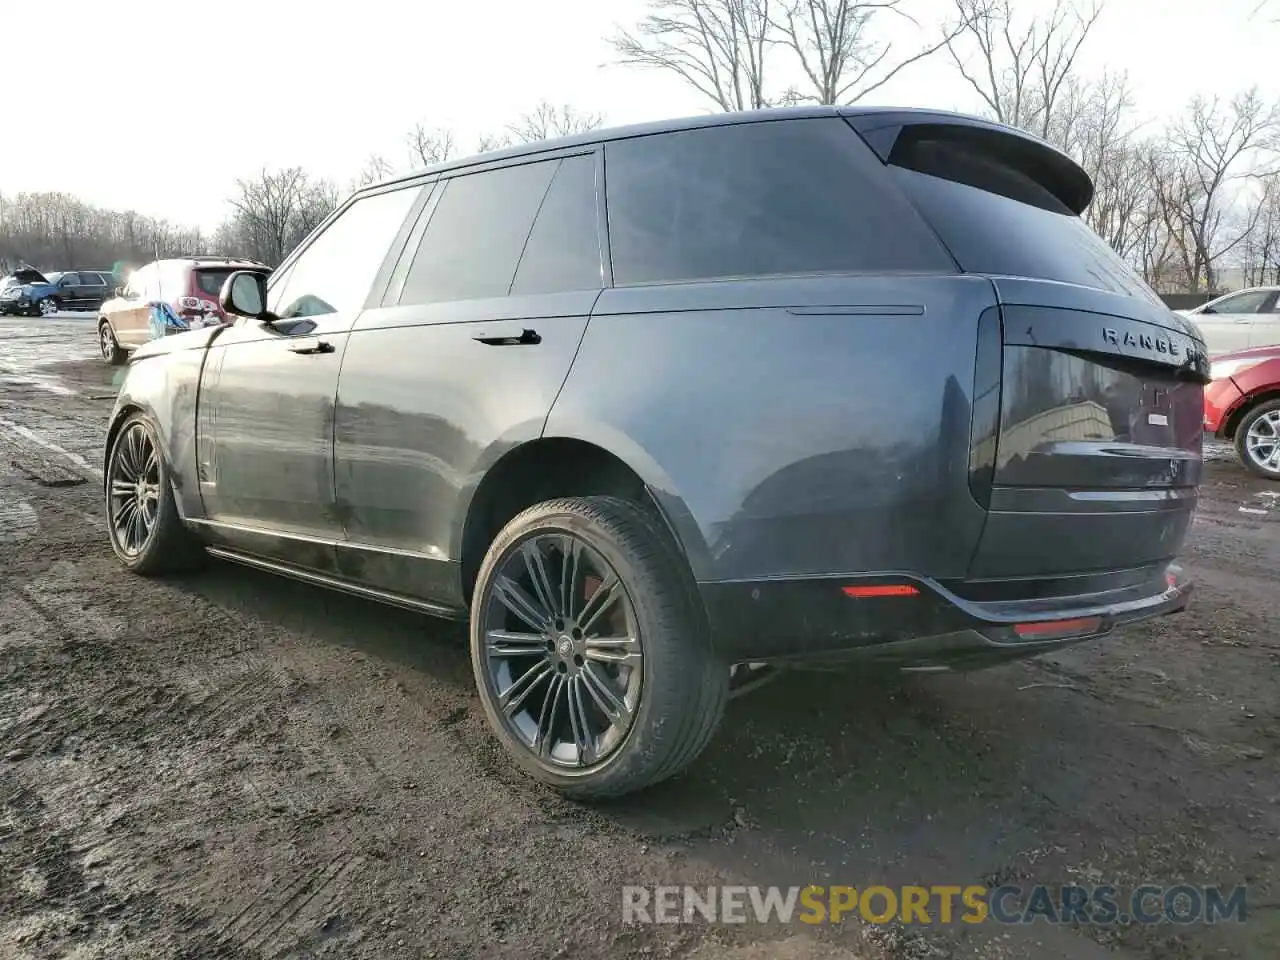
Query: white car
1177 286 1280 355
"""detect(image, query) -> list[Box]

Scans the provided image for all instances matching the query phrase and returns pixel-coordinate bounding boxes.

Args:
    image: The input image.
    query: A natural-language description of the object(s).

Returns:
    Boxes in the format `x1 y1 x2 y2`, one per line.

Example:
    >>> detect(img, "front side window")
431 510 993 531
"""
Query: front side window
397 159 559 306
604 118 954 285
269 186 420 320
1207 290 1271 315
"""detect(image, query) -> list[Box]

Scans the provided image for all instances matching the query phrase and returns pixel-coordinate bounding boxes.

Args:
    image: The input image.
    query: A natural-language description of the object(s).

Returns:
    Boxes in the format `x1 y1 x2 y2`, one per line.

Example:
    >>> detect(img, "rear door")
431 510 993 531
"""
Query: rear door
112 265 157 345
332 151 605 606
856 115 1209 580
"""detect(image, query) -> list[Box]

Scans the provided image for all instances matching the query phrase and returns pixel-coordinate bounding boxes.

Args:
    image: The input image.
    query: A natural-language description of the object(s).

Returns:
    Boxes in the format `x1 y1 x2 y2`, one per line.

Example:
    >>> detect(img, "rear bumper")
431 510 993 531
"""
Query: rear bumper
699 562 1192 671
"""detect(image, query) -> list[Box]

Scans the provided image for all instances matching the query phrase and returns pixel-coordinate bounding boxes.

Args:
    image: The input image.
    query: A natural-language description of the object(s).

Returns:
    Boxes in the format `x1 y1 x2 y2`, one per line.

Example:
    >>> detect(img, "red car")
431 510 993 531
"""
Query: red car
1203 345 1280 479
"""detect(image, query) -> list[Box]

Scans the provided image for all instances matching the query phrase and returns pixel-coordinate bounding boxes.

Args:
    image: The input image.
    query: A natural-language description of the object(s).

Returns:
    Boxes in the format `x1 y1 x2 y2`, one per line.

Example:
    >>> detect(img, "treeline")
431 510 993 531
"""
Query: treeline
4 1 1279 294
0 100 602 275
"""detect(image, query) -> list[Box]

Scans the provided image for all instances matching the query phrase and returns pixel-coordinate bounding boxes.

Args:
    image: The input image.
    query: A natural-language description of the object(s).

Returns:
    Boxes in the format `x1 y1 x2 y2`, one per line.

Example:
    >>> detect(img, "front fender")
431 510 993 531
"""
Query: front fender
106 334 220 521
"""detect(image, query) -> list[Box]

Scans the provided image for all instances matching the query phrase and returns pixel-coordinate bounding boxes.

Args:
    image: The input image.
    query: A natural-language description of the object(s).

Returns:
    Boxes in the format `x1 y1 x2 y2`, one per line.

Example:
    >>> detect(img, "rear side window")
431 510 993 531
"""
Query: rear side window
604 118 954 285
399 159 559 306
511 155 602 295
195 268 237 297
886 131 1161 305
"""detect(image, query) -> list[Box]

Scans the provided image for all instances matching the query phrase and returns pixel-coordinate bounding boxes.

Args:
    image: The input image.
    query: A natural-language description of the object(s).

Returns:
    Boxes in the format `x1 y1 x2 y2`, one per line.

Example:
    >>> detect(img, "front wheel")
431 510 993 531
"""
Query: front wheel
470 496 727 799
99 321 126 365
37 297 58 317
1236 398 1280 480
105 414 205 573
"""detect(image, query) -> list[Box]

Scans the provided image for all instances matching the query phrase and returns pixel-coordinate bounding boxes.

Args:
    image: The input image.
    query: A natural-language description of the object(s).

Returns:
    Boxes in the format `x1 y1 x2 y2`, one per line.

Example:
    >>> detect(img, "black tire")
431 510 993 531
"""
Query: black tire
99 320 126 365
470 495 727 799
105 413 205 574
37 296 58 317
1234 398 1280 481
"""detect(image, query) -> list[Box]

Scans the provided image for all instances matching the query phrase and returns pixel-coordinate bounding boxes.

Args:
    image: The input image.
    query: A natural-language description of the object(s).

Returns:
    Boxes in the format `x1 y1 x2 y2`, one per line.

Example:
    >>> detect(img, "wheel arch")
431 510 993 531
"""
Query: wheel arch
1223 388 1280 439
456 431 713 604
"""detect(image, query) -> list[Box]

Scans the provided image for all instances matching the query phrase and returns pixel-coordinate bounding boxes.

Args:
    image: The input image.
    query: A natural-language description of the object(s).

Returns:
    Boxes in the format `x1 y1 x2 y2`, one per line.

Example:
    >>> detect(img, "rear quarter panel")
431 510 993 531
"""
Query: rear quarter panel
545 275 999 583
106 328 222 520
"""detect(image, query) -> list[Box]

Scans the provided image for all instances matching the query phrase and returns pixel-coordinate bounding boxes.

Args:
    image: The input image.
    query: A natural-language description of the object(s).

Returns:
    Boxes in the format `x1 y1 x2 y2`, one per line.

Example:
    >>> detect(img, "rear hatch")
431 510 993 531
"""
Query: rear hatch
847 113 1209 584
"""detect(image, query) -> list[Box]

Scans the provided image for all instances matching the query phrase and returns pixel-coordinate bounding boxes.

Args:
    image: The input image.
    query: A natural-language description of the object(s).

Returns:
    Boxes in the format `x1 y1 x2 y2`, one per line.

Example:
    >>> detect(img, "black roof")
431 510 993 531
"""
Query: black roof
367 104 1082 195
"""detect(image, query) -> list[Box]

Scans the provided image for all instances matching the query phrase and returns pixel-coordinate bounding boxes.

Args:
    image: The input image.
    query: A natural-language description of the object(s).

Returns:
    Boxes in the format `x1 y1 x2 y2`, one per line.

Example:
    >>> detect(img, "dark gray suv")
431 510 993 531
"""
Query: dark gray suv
103 106 1207 798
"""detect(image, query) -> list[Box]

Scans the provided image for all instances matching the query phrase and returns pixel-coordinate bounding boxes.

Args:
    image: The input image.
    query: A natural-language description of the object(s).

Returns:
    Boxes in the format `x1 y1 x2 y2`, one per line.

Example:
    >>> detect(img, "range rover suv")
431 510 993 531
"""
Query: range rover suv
102 106 1207 798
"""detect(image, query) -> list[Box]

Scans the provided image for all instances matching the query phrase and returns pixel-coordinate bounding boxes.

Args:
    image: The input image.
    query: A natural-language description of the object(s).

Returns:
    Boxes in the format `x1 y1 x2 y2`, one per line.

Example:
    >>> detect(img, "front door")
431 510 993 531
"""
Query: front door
193 183 423 572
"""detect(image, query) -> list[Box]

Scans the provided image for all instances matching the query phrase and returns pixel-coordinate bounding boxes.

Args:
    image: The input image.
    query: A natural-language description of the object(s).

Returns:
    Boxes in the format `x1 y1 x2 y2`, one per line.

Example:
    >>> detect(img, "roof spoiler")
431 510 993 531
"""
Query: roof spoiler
839 108 1094 215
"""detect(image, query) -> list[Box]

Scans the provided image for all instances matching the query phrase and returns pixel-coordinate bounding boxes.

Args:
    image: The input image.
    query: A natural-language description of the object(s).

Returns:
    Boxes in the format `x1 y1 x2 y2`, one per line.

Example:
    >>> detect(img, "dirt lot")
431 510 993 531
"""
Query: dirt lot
2 314 1278 960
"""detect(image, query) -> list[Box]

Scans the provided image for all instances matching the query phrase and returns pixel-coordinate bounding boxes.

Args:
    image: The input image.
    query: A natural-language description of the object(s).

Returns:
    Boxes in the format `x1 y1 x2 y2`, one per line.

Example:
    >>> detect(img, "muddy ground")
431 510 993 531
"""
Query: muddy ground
1 314 1278 959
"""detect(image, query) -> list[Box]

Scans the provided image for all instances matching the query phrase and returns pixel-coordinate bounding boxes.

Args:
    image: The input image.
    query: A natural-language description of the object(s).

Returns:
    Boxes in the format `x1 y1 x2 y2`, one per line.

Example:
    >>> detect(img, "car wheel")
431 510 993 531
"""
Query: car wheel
99 321 126 365
1235 398 1280 480
470 495 728 799
37 296 58 317
105 414 205 574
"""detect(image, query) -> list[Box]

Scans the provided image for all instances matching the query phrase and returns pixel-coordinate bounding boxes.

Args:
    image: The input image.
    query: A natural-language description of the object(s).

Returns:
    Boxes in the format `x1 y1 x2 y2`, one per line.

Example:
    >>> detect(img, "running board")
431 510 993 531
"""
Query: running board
204 546 468 621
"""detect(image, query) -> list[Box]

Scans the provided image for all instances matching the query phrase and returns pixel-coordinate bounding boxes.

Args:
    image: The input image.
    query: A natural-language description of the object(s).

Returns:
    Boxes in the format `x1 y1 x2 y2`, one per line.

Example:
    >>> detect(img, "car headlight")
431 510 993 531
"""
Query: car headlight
1210 357 1268 381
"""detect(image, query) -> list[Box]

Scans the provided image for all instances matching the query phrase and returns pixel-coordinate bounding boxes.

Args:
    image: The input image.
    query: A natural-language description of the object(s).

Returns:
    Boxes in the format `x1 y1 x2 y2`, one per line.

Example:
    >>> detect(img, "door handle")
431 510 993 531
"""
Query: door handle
473 327 541 346
286 338 335 354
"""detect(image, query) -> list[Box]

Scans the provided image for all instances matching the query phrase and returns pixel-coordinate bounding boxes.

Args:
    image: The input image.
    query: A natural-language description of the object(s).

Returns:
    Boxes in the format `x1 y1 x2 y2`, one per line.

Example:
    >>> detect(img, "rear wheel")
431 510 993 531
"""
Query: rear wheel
1235 398 1280 480
99 321 126 365
105 414 204 573
470 496 727 799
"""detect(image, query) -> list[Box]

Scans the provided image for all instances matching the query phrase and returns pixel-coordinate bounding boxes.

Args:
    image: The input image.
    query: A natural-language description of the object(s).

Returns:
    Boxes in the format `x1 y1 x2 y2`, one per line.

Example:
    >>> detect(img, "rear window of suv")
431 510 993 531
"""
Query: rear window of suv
195 267 265 297
885 128 1162 306
604 118 955 286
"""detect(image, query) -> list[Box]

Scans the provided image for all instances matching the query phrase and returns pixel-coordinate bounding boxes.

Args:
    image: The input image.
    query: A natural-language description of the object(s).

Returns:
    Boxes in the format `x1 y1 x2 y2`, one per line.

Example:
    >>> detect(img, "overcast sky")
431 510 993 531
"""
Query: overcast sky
2 0 1275 229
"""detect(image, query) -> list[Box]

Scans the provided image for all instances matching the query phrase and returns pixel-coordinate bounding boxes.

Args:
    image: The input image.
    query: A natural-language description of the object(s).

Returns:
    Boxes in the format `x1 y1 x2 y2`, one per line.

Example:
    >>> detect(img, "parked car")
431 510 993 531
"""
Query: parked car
1204 344 1280 479
0 267 60 316
102 106 1206 798
96 256 271 364
43 270 116 311
1176 286 1280 356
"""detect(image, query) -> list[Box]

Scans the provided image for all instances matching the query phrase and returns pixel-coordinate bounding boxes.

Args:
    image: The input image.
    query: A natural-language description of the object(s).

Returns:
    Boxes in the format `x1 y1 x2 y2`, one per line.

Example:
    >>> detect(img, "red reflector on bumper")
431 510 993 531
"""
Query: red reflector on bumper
1013 616 1103 640
842 584 919 598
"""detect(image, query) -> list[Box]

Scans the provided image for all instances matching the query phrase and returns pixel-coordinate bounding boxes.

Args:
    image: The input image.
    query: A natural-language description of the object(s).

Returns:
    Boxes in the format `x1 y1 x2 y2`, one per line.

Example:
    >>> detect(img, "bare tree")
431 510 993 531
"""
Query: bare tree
354 153 396 188
1238 176 1280 286
407 124 456 167
775 0 966 105
225 167 341 266
508 101 605 143
944 0 1104 142
1159 89 1280 291
612 0 774 111
475 132 514 153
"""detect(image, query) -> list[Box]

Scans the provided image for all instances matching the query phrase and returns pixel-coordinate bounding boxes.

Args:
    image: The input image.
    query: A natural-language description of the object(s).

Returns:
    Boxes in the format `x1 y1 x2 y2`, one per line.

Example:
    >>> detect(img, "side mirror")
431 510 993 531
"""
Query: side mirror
220 270 269 319
114 285 127 298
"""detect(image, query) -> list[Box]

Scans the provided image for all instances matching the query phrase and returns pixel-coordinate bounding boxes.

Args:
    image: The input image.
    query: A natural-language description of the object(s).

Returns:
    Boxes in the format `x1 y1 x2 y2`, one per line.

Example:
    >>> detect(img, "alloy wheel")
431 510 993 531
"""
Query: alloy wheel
100 325 115 360
107 423 161 558
39 298 57 317
1244 410 1280 475
479 533 643 770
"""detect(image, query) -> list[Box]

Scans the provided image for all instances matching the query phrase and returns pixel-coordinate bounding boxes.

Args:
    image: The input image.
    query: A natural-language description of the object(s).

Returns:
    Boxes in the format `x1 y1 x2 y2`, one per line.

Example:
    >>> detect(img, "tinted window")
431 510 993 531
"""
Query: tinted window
270 186 419 319
81 272 106 286
511 155 601 295
55 272 76 285
195 268 240 297
605 118 953 285
887 134 1161 305
398 160 558 306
